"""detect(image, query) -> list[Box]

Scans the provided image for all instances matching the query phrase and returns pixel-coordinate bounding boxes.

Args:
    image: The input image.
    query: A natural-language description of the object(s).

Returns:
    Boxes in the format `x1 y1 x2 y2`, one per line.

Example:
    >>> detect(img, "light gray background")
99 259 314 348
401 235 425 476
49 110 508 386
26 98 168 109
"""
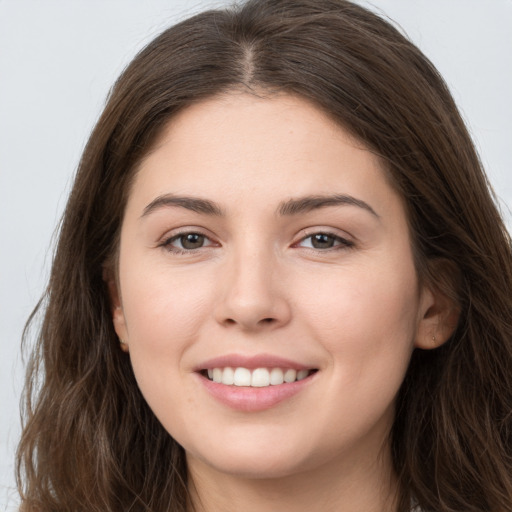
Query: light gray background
1 1 511 509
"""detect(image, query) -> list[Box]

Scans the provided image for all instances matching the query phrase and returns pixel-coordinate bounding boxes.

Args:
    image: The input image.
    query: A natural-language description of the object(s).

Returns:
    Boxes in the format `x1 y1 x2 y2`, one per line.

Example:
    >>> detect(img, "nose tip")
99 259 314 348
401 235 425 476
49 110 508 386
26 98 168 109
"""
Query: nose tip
214 258 291 331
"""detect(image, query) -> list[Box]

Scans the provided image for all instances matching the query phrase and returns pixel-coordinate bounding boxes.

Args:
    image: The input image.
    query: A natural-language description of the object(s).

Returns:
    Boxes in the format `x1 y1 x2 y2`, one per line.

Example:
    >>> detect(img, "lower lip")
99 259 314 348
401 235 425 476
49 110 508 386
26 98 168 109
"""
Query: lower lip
197 373 315 412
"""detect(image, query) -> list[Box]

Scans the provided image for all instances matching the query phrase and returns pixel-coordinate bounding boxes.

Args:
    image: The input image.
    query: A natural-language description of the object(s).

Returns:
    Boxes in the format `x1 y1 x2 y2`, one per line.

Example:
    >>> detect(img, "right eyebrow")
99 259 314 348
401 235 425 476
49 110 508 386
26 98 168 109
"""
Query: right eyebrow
140 194 224 218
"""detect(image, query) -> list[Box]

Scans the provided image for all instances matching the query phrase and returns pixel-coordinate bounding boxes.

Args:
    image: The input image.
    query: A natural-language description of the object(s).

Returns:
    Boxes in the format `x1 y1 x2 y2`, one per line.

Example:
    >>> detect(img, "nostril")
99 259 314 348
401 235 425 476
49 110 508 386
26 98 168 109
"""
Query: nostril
220 315 284 329
225 318 275 325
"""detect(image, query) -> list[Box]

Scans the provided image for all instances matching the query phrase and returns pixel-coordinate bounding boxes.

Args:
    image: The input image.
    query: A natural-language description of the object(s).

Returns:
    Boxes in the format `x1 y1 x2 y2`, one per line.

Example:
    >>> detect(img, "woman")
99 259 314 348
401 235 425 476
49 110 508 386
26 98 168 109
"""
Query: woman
16 0 512 510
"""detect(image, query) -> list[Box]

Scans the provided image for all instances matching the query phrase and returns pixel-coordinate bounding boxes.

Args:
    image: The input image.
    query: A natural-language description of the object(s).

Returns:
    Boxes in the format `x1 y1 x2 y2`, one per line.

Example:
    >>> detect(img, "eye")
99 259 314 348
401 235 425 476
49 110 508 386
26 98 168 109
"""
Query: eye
297 232 353 250
162 232 215 252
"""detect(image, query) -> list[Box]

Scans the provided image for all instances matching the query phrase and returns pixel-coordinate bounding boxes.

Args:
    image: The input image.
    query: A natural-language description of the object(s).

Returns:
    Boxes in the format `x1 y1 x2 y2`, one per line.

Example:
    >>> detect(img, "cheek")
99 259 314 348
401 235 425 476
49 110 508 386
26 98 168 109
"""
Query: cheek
118 260 217 410
287 260 419 443
121 260 213 344
118 263 217 427
295 255 419 374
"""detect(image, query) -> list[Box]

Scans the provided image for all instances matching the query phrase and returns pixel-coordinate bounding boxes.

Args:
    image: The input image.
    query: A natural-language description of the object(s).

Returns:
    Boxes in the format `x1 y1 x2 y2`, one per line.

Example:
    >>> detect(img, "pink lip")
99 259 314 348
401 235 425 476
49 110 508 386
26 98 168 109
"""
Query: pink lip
193 353 317 412
195 353 312 371
197 373 315 412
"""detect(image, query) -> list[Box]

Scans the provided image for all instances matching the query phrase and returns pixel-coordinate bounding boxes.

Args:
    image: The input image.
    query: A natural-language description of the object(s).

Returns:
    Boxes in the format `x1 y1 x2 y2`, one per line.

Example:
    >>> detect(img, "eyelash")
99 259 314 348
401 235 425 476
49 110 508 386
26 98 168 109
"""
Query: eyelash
295 232 354 251
160 231 216 255
160 230 354 255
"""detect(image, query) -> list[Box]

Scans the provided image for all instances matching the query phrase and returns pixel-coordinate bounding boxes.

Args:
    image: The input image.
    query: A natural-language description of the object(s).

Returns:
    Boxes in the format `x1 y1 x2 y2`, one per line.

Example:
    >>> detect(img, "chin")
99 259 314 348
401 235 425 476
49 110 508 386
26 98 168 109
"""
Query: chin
198 455 309 480
185 435 317 480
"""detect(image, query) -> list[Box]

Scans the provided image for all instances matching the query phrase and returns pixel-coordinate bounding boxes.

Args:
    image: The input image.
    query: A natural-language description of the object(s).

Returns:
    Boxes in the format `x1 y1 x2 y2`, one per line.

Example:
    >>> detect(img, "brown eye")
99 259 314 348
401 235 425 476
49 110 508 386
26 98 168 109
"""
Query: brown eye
311 233 336 249
164 232 214 252
297 232 353 250
180 233 205 249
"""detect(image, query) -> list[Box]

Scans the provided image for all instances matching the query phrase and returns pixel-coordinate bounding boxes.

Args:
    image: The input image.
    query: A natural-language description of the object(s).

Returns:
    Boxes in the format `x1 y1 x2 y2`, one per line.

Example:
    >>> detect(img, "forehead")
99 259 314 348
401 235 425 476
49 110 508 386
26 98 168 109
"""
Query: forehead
127 92 401 219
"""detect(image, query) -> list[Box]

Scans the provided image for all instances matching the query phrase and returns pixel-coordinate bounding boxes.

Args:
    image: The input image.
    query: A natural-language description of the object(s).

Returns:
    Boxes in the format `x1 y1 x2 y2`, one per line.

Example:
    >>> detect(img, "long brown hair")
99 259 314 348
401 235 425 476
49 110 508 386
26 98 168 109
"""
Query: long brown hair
17 0 512 510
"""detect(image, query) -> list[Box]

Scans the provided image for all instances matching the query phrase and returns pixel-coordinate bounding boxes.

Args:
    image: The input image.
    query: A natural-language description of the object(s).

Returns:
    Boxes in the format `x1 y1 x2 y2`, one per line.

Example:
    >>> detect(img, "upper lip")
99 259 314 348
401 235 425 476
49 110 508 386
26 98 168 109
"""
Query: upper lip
195 353 315 371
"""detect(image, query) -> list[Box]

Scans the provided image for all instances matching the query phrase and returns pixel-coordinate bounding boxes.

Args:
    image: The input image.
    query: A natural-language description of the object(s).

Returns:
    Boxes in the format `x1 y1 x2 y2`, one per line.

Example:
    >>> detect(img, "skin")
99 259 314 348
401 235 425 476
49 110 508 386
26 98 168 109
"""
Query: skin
109 93 452 512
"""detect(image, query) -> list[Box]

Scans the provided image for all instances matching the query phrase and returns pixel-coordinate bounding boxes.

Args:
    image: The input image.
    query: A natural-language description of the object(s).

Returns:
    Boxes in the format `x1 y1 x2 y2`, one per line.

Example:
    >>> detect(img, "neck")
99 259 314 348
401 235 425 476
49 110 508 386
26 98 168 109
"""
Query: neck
186 444 399 512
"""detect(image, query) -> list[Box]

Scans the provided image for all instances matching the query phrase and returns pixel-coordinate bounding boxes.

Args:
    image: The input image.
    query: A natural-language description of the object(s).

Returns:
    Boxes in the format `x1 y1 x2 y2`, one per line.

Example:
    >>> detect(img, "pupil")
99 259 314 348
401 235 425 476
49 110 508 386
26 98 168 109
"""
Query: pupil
182 233 204 249
312 233 334 249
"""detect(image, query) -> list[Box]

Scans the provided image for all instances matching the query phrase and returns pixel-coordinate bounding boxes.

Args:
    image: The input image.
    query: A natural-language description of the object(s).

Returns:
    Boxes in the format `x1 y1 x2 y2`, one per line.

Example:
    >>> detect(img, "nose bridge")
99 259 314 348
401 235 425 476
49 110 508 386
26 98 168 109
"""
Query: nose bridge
215 235 290 330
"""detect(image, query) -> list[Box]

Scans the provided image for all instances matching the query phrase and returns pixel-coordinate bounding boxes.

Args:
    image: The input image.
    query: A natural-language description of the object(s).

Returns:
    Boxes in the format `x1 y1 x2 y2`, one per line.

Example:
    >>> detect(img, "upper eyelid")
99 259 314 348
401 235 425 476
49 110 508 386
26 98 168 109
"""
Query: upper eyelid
159 227 216 243
167 232 212 242
157 226 354 247
294 226 354 241
167 235 213 248
295 233 353 247
160 231 218 253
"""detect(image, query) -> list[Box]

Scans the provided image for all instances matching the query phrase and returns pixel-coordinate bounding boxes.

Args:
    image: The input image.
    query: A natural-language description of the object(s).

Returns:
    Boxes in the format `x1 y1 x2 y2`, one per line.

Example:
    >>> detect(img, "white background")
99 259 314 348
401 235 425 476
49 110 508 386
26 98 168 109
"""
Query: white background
1 1 511 509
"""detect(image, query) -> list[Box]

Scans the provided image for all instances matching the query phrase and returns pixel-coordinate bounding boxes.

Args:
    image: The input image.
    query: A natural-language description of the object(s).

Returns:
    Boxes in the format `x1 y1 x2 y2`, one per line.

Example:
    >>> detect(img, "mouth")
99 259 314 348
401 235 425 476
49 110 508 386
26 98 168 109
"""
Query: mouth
195 354 318 411
200 367 318 387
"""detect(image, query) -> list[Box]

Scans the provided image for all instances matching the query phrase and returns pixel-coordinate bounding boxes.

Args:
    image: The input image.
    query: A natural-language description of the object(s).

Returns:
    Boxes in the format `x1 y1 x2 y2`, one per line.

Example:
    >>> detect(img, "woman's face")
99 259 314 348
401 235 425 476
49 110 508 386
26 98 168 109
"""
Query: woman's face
111 93 436 480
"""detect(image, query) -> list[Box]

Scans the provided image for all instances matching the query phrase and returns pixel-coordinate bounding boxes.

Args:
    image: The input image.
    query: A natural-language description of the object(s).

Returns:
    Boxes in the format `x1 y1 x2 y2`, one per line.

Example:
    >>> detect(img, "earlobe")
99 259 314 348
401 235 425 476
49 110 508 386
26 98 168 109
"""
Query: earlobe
119 336 130 353
414 285 460 350
112 304 129 351
103 268 129 350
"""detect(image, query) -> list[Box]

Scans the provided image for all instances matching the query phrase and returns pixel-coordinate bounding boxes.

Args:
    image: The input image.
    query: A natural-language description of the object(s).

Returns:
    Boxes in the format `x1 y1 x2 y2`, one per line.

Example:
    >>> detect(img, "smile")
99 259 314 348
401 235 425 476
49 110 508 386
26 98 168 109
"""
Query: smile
204 367 316 387
196 356 318 411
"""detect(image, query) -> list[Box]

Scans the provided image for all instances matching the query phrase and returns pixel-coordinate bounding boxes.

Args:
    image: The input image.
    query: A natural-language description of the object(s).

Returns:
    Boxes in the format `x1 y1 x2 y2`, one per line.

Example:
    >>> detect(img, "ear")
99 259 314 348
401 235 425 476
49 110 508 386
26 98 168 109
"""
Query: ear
103 267 129 352
414 283 460 350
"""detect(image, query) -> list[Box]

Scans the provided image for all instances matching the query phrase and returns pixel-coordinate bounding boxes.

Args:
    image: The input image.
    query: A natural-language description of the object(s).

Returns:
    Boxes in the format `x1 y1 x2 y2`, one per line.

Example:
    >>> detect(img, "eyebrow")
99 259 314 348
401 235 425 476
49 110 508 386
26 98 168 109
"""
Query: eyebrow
141 194 224 217
141 193 378 219
278 194 379 218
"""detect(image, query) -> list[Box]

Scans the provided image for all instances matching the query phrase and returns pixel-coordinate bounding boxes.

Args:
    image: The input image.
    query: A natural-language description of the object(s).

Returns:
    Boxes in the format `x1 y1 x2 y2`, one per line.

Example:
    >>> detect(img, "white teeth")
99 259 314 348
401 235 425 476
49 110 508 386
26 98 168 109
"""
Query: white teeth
233 367 252 387
269 368 284 385
251 368 270 387
297 369 309 381
221 366 234 385
205 366 313 387
284 369 297 383
213 368 222 383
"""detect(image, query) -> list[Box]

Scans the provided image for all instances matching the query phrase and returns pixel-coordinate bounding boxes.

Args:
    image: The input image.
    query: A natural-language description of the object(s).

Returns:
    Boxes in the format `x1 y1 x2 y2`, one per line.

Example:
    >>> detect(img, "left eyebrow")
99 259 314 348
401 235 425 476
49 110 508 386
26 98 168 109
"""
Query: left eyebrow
277 194 379 218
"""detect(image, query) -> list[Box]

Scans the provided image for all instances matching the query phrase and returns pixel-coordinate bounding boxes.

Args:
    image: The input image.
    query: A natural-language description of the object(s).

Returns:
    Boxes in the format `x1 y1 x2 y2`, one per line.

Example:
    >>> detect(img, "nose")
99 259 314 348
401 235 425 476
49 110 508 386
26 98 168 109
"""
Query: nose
213 246 292 332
